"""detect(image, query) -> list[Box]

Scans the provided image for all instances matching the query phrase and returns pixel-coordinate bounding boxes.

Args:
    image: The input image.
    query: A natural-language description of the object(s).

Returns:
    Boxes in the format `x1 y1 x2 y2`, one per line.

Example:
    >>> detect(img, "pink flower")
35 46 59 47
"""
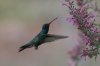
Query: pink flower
63 0 100 65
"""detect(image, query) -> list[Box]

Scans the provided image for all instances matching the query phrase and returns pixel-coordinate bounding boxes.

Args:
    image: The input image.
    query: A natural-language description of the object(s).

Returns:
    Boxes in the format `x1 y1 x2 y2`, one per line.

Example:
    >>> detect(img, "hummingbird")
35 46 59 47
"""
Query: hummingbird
19 17 68 52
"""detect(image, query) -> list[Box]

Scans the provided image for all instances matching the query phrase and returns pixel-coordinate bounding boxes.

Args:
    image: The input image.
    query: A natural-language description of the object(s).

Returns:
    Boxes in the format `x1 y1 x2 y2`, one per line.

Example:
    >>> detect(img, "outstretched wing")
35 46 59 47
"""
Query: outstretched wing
43 34 68 43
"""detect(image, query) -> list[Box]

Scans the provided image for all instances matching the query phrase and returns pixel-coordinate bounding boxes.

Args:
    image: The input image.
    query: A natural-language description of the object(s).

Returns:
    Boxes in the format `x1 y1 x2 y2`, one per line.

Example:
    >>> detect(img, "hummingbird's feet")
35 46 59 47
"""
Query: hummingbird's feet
34 46 38 50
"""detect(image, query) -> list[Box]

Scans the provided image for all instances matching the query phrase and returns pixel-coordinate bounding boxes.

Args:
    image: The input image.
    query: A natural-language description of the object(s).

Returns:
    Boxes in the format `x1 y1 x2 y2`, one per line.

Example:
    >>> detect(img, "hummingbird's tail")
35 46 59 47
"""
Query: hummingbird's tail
18 44 33 52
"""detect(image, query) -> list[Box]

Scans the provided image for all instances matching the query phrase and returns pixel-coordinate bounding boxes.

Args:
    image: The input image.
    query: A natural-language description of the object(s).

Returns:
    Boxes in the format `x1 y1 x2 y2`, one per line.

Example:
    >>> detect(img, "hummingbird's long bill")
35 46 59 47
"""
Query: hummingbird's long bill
49 17 58 24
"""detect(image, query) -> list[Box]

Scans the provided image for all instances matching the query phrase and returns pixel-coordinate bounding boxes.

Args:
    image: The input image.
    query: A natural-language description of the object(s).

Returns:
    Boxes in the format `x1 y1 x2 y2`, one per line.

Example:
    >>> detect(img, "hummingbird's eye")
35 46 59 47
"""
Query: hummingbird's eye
42 24 49 29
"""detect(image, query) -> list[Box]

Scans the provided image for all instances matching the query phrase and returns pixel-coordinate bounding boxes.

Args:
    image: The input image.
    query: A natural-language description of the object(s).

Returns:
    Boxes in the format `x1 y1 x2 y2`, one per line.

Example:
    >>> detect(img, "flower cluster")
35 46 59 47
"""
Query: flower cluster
63 0 100 62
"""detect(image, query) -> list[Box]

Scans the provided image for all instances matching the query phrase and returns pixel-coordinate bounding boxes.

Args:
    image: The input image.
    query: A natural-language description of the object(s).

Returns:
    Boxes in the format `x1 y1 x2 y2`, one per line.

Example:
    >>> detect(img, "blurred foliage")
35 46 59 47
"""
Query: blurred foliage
94 23 100 27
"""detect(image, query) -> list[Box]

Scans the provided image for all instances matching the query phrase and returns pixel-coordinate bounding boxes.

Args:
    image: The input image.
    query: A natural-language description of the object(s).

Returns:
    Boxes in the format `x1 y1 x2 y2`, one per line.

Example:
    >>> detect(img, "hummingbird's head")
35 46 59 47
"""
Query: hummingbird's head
41 17 58 34
42 17 58 30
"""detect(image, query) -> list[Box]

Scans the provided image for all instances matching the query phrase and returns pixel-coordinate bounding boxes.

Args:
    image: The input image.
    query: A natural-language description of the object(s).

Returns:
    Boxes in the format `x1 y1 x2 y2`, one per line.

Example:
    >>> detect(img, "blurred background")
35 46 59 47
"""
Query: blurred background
0 0 100 66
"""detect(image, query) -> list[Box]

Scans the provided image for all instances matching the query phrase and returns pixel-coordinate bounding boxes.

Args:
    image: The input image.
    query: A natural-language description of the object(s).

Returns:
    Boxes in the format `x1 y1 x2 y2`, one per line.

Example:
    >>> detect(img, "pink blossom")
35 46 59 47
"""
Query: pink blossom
63 0 100 66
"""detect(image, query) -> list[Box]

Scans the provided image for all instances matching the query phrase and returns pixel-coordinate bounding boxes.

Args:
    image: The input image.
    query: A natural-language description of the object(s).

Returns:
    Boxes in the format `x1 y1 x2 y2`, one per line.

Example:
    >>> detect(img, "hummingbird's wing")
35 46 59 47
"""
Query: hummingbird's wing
43 34 68 43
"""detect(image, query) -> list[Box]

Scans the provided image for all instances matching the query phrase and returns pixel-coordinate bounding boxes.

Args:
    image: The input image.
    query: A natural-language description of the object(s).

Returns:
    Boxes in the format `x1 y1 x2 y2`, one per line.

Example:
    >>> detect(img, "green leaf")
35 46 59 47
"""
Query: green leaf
94 23 100 27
